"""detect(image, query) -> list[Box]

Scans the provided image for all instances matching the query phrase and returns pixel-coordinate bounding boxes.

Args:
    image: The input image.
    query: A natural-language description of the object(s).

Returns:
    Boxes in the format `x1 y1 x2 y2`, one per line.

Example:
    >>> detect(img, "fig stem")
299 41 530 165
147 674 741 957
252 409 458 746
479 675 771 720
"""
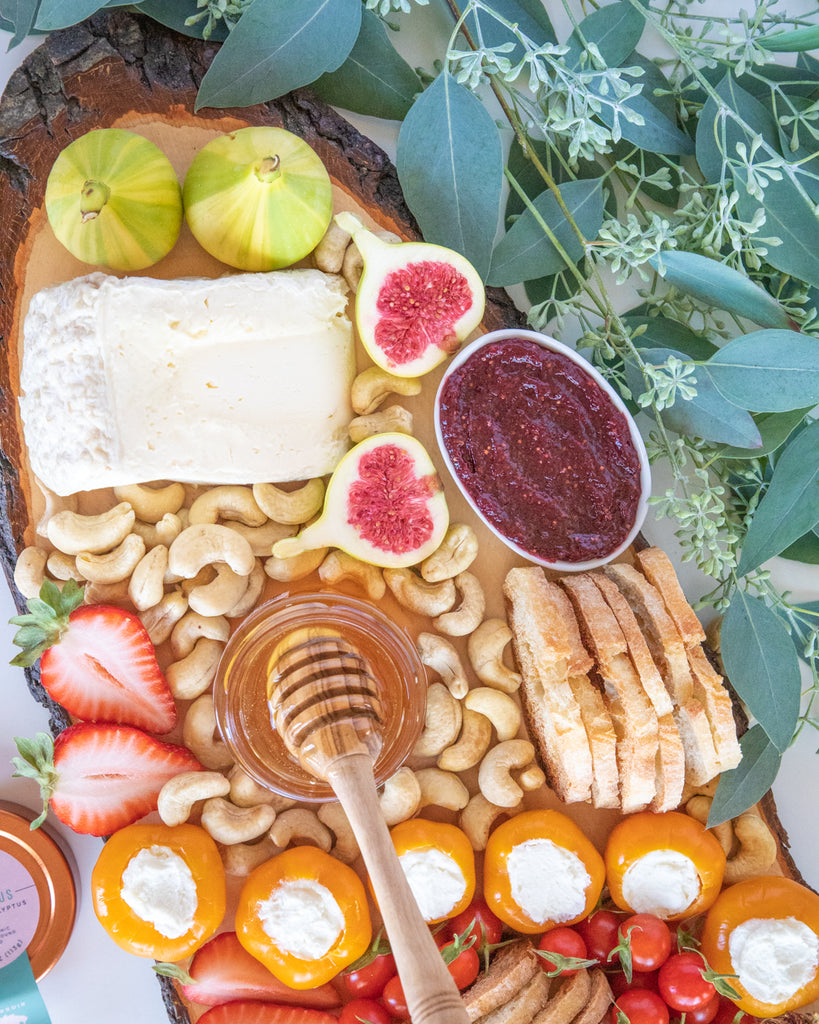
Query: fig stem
256 154 281 183
79 179 111 222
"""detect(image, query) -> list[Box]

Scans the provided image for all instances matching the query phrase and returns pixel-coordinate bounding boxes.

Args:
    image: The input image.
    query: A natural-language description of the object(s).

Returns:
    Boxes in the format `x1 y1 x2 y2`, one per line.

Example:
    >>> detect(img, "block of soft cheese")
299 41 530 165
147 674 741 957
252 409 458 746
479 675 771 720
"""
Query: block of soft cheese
20 270 354 495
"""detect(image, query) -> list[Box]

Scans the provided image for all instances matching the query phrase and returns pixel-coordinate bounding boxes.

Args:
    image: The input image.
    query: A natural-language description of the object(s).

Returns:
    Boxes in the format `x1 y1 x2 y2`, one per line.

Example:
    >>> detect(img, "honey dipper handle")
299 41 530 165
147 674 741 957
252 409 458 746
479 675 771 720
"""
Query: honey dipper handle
326 754 470 1024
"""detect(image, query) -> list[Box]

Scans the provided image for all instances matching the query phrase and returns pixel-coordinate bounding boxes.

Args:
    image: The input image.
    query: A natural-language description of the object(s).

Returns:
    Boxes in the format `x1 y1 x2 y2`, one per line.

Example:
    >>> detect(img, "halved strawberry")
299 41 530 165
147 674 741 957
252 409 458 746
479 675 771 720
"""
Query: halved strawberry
157 932 340 1009
10 579 176 733
12 724 203 836
197 1002 338 1024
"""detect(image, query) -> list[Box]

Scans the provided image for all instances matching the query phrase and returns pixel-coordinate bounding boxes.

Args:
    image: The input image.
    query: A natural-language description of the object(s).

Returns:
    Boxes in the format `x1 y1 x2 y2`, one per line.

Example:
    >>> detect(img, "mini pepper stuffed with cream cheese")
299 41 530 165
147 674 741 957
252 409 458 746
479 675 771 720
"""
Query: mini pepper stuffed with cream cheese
483 809 604 934
388 819 475 925
91 822 225 961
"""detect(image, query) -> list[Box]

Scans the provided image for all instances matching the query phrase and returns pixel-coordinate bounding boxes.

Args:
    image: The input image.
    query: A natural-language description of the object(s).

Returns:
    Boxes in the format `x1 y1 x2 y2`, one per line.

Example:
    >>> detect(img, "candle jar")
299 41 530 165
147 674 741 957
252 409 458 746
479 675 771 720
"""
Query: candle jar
214 590 427 802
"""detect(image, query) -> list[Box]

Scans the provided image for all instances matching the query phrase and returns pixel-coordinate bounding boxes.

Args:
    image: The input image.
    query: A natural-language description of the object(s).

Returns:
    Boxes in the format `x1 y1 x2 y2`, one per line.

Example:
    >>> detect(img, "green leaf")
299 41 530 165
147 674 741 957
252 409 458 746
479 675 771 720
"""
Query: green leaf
737 418 819 576
397 71 503 280
505 137 602 222
465 0 555 61
775 96 819 203
797 52 819 74
487 177 604 287
563 0 645 69
34 0 105 29
721 591 802 753
598 85 694 156
625 347 762 448
695 73 781 184
707 725 783 825
716 407 812 459
131 0 229 41
704 330 819 412
311 9 420 120
649 252 791 330
759 25 819 53
195 0 361 111
621 316 718 360
780 527 819 564
0 0 41 44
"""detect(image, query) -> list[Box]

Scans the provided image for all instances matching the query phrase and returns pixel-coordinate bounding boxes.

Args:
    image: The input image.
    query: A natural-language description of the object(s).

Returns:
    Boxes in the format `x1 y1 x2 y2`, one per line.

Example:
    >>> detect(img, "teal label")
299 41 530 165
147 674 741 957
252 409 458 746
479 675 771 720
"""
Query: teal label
0 952 52 1023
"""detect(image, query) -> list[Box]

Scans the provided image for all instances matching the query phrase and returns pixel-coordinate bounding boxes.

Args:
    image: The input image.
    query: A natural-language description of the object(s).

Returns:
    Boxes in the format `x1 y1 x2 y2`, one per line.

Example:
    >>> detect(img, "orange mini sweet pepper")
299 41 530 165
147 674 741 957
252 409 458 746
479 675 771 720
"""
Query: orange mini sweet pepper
389 818 476 924
483 809 605 934
605 810 726 920
701 875 819 1017
235 845 371 989
91 822 225 961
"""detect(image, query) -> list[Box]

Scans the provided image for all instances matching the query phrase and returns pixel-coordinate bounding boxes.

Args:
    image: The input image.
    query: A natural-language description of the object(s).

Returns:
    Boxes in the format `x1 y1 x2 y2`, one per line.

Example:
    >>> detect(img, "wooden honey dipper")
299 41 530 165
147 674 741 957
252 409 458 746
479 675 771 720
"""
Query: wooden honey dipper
267 627 470 1024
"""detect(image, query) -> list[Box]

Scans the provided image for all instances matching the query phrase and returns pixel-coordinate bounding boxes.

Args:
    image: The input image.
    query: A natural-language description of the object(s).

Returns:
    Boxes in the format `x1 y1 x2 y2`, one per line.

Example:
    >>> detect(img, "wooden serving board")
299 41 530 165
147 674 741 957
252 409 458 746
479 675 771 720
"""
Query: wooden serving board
0 11 810 1024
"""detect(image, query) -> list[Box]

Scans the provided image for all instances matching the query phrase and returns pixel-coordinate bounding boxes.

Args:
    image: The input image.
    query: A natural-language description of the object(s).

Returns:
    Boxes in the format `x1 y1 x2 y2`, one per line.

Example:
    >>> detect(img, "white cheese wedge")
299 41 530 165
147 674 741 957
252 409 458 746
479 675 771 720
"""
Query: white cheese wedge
20 270 354 495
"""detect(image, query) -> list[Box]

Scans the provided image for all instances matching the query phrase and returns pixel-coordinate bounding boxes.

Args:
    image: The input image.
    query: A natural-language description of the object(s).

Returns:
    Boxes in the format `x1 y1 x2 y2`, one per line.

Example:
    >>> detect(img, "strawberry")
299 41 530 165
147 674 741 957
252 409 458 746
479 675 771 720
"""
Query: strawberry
9 579 177 733
197 1002 338 1024
157 932 341 1009
12 724 202 835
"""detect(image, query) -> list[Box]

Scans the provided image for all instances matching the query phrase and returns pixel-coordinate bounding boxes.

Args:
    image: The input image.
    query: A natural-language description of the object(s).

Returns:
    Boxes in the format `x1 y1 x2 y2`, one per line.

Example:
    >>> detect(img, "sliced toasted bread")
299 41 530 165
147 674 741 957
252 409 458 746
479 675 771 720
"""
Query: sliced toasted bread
569 970 613 1024
504 567 594 804
463 939 540 1023
635 547 706 647
532 968 592 1024
674 697 722 785
560 574 658 813
478 970 551 1024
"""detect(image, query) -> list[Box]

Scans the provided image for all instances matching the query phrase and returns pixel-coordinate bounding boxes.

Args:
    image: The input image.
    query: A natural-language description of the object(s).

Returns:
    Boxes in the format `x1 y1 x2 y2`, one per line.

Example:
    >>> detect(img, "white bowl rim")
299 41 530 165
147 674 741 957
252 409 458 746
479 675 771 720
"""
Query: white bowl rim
433 327 652 572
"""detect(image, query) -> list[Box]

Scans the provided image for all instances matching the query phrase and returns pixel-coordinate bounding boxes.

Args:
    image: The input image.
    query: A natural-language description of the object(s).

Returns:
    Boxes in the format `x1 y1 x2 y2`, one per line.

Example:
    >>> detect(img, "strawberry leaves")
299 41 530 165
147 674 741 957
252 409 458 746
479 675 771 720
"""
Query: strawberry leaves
9 578 83 667
11 731 58 829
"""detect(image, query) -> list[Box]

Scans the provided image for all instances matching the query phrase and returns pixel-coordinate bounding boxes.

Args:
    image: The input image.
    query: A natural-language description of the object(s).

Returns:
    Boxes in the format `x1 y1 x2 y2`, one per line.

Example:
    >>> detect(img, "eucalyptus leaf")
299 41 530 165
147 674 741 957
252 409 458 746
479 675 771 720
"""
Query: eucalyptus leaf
759 24 819 53
132 0 229 41
736 418 819 576
775 95 819 202
34 0 104 28
0 0 40 44
739 62 819 101
695 73 781 183
721 590 802 753
311 9 421 120
625 347 762 448
195 0 361 111
621 315 718 360
465 0 555 62
488 177 605 287
716 407 813 459
563 0 644 69
707 725 783 826
649 251 791 330
797 52 819 74
397 71 503 280
704 330 819 412
505 137 602 223
780 528 819 565
598 86 693 156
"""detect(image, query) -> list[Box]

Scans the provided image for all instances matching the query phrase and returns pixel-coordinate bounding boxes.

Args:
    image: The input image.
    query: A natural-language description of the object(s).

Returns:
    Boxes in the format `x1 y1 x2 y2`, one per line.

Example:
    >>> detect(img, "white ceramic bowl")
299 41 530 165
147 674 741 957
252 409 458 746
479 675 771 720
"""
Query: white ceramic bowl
434 328 651 572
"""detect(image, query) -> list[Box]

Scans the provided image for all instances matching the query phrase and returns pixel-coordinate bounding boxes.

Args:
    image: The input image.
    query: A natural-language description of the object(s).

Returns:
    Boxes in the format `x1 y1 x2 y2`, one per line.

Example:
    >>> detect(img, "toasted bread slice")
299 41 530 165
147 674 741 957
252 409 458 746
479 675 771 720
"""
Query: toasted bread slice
591 572 684 812
504 567 594 804
478 970 551 1024
532 968 592 1024
463 939 540 1022
635 547 706 647
570 970 614 1024
561 574 658 813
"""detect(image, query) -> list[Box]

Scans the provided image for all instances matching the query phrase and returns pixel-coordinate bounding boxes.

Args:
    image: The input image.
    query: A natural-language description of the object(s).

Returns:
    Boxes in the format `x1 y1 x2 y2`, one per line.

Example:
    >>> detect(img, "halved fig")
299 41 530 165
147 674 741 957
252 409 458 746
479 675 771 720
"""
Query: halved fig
336 212 485 378
271 434 449 569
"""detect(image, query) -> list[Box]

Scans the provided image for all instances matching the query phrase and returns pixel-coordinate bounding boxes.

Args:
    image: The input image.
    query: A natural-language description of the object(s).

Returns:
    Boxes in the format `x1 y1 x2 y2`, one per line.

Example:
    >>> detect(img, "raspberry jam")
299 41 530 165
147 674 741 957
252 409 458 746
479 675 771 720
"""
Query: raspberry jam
437 337 643 564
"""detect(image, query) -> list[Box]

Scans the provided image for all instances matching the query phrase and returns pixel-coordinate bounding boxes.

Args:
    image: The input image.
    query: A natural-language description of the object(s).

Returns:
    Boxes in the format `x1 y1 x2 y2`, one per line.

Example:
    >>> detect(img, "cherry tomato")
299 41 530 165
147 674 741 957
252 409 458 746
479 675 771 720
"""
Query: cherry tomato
711 996 759 1024
576 909 624 964
658 952 716 1011
609 969 660 998
619 914 673 973
680 993 720 1024
339 999 392 1024
343 953 397 1001
382 975 408 1019
536 927 592 976
609 989 670 1024
446 946 480 990
448 899 504 948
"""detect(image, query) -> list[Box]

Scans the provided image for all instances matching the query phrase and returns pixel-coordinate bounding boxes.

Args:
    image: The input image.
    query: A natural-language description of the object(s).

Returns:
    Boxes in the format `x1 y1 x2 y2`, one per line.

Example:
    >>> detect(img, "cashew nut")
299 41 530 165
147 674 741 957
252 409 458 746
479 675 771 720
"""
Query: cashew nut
167 638 225 701
416 633 469 699
46 551 84 582
464 687 522 742
684 794 733 856
128 545 169 611
168 524 255 579
189 486 267 527
459 792 508 851
319 550 386 601
132 512 183 549
433 571 486 637
139 589 189 646
114 483 185 523
201 797 276 845
317 802 360 864
219 837 278 876
14 547 48 599
157 770 231 826
225 518 296 557
34 476 77 539
82 579 132 608
75 533 146 585
478 739 537 808
515 763 546 791
378 767 421 826
228 765 297 812
421 524 479 583
348 405 413 444
384 568 457 617
437 708 493 773
252 479 325 526
188 563 249 617
467 619 522 694
264 546 328 582
351 366 422 416
415 767 470 812
171 611 230 658
723 812 777 884
313 220 352 273
47 503 135 556
413 682 463 758
269 808 332 852
226 560 265 619
342 229 401 291
182 694 233 770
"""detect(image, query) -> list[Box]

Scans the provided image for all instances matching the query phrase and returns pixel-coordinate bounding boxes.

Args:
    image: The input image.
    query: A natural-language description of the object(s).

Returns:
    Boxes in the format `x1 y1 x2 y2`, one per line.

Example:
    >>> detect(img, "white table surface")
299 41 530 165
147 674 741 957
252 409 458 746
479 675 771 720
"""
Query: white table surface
1 12 817 1024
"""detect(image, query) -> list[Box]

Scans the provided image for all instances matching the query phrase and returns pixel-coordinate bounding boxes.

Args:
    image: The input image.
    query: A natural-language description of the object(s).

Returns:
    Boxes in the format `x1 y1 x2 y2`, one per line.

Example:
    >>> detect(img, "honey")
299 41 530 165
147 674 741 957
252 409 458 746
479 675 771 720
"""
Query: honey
214 590 426 802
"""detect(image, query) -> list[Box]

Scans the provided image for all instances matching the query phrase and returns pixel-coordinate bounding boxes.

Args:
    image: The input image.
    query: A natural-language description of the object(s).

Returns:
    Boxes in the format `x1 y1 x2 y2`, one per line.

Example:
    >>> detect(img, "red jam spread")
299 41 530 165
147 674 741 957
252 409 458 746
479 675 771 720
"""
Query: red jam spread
437 337 643 563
